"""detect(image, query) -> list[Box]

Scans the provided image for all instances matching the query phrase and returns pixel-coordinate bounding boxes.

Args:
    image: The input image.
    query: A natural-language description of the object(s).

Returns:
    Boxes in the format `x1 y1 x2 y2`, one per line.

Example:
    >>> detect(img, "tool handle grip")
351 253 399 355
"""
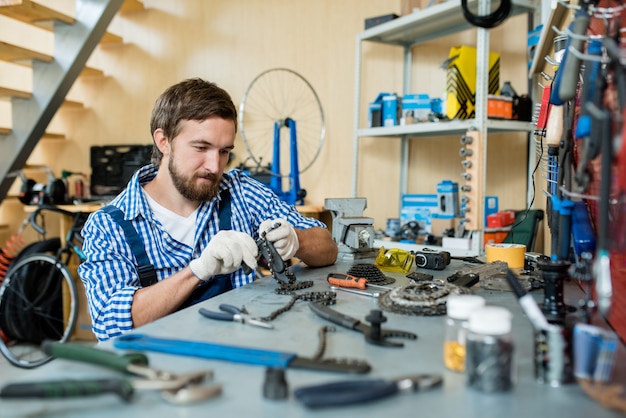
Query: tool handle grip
113 334 295 368
309 302 360 330
558 12 591 102
294 379 397 408
199 307 234 321
0 378 134 402
327 275 367 290
41 340 149 373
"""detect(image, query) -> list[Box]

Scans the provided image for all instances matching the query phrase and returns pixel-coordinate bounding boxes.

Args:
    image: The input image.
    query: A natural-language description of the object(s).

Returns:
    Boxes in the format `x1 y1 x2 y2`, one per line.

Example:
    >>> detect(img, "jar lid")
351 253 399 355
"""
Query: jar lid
446 294 486 319
468 306 512 335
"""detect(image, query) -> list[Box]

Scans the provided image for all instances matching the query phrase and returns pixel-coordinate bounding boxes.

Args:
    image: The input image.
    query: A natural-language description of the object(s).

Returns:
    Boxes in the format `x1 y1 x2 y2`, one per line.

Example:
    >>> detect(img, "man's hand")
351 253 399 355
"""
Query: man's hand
259 218 299 260
189 230 258 281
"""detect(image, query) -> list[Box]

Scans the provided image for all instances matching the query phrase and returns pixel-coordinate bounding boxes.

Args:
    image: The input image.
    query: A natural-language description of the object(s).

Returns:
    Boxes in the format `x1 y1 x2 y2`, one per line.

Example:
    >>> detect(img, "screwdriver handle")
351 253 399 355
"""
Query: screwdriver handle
0 378 134 402
41 340 149 373
327 273 367 290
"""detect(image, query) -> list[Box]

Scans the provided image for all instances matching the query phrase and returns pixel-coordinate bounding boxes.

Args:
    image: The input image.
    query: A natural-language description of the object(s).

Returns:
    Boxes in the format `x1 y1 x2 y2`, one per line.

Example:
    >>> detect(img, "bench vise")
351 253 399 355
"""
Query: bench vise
324 198 375 260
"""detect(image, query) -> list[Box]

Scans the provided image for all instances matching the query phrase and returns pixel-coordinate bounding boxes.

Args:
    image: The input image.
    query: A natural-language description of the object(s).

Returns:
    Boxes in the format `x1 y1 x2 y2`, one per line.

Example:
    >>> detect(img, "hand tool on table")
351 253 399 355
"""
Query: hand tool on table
294 374 443 408
0 341 220 404
199 304 274 329
113 334 371 374
330 285 380 298
327 272 389 298
309 302 417 347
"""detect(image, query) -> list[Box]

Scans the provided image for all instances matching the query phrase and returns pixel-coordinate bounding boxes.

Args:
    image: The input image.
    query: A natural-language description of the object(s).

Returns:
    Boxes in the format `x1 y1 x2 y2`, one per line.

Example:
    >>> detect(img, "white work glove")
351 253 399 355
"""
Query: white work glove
259 218 299 260
189 230 258 281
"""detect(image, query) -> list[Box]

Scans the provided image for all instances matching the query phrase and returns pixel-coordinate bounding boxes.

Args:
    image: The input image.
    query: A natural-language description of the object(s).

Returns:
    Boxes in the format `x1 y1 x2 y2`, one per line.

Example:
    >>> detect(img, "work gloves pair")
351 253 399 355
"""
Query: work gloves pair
189 218 299 281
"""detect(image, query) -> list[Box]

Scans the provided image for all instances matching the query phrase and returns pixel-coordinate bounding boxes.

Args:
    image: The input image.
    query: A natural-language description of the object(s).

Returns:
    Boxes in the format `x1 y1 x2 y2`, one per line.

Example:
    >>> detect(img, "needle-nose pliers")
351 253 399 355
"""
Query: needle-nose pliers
199 304 274 329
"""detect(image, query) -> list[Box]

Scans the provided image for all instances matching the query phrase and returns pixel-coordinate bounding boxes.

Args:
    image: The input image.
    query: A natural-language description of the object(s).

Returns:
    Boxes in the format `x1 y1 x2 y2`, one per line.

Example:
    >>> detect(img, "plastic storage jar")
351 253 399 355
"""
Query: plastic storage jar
465 306 514 392
443 294 486 372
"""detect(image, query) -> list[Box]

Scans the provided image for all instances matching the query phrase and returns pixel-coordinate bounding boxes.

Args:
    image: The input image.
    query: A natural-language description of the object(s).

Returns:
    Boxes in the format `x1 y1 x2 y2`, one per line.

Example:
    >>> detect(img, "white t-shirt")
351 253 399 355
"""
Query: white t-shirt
144 191 197 247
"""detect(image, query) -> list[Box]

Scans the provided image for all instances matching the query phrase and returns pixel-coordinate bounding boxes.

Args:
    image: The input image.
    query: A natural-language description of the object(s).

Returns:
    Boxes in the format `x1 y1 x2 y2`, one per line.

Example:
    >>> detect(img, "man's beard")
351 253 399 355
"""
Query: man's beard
169 157 221 202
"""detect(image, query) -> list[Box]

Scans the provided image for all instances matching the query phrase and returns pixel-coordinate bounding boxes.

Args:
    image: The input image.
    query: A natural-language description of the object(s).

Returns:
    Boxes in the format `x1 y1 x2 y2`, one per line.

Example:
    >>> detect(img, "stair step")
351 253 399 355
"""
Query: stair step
0 60 31 97
120 0 144 13
81 66 104 77
0 99 67 138
100 31 123 44
0 0 75 25
0 14 53 62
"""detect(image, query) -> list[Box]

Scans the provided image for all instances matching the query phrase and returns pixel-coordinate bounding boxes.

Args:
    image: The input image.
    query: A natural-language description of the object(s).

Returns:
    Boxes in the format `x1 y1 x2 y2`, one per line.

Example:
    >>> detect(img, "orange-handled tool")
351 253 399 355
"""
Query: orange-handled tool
327 273 368 290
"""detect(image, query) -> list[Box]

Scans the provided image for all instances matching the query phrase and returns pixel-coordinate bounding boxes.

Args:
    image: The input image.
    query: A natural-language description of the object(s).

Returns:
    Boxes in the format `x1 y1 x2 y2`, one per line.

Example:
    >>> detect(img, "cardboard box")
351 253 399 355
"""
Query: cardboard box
445 45 500 120
484 229 509 246
382 93 401 127
400 194 438 233
435 180 459 218
484 196 499 227
401 93 431 123
368 92 388 128
488 95 513 119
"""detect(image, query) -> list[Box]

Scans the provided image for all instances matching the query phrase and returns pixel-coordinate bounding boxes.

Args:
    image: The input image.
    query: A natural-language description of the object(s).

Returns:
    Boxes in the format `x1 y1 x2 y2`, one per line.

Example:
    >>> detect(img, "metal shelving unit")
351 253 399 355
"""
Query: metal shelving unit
352 0 539 256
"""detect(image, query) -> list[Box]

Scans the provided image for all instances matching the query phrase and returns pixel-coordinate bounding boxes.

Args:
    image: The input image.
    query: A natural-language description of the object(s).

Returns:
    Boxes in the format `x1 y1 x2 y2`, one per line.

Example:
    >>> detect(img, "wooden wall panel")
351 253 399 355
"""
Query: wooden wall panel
4 0 531 235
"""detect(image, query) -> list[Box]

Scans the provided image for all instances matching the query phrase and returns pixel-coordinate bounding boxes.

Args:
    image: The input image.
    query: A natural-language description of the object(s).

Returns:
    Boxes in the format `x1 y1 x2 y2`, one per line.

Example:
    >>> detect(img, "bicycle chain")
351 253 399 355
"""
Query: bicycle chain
259 291 336 322
259 236 314 293
257 236 335 322
377 281 471 316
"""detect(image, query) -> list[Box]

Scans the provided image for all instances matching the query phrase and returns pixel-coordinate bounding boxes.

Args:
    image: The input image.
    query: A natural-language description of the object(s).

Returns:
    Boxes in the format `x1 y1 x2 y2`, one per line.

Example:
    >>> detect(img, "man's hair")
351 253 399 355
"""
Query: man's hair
149 78 237 164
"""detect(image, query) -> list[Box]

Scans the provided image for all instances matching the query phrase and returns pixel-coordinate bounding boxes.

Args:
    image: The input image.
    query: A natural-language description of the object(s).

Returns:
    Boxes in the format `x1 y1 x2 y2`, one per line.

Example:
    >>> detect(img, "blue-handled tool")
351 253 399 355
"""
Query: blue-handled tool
113 334 370 374
199 304 274 329
294 374 442 408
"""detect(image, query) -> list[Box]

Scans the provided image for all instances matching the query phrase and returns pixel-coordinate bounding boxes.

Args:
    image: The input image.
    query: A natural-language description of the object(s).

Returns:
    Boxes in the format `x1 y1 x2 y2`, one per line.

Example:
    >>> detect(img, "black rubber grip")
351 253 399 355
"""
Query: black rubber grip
558 12 591 102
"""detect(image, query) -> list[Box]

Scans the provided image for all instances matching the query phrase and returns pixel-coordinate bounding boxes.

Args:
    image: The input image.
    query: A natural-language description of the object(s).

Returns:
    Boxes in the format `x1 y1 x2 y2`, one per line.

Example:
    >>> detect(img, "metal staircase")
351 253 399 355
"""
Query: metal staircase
0 0 132 204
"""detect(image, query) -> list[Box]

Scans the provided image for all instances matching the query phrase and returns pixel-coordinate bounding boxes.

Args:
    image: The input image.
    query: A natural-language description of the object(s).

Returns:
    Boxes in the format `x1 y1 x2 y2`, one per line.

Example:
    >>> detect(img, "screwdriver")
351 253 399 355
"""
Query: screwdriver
326 272 390 291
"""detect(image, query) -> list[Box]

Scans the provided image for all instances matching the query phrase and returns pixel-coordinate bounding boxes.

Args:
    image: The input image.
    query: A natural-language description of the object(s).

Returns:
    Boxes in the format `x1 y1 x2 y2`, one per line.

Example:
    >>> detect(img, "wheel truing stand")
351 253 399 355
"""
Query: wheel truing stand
270 118 306 206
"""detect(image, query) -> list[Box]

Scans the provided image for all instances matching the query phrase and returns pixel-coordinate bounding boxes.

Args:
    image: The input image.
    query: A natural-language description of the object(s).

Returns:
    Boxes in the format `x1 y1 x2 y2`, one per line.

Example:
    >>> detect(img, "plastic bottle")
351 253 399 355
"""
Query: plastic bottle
443 294 486 372
465 306 514 392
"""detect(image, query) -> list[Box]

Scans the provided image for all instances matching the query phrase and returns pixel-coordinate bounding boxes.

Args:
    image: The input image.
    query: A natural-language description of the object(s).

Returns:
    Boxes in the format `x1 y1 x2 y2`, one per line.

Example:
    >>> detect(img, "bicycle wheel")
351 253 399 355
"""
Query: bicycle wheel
0 253 78 368
239 68 325 177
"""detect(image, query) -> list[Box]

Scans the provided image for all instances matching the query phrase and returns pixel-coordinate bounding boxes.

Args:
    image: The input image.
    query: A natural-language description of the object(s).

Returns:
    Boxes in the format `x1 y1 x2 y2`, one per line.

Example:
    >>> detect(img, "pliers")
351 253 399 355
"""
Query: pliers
294 374 443 408
199 304 274 329
309 302 417 347
0 341 220 404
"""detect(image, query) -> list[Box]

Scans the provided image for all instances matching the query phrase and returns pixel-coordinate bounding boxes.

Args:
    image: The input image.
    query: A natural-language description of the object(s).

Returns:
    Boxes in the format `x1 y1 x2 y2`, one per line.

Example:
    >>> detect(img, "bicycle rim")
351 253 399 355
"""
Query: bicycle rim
0 253 78 368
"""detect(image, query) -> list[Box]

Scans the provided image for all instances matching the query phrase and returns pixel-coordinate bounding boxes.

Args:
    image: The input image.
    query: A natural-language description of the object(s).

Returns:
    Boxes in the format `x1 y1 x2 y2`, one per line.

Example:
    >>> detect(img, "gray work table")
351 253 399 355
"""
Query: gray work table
1 258 624 417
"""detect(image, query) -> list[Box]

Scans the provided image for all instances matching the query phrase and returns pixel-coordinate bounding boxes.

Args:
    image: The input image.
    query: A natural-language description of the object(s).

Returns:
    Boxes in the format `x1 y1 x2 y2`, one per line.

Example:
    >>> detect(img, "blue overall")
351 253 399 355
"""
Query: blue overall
102 190 235 310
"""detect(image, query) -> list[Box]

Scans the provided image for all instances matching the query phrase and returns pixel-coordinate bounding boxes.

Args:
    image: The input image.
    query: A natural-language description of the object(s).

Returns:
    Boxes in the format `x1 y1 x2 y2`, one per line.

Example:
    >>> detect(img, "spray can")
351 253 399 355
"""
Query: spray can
74 178 84 199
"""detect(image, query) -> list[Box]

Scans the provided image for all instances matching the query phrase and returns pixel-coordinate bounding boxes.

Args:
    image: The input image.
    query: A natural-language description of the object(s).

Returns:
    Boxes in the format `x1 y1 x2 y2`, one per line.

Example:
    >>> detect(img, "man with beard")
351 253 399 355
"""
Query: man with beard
78 78 338 342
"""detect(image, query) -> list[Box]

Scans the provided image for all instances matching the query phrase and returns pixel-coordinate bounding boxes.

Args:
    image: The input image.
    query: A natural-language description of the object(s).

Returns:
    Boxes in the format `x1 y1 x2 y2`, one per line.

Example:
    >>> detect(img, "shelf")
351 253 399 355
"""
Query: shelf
360 0 537 47
357 119 534 138
374 239 479 257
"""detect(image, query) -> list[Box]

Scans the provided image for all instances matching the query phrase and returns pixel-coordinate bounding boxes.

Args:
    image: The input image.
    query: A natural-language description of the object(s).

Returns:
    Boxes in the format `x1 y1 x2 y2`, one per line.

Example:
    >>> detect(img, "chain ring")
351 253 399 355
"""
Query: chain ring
377 282 471 316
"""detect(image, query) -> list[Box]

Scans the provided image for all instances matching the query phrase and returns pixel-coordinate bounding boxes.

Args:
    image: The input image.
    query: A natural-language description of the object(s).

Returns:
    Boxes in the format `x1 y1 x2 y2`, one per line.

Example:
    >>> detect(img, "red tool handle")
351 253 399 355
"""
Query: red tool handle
326 273 367 290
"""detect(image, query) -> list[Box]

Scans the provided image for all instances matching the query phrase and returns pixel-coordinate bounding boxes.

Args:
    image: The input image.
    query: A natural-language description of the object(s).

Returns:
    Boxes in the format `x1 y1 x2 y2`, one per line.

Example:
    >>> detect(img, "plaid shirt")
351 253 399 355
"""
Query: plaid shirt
78 165 325 341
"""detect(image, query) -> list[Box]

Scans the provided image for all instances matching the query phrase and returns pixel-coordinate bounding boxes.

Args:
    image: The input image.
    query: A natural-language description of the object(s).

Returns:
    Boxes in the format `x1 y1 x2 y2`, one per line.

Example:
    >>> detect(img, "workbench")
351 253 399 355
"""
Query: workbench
1 258 624 417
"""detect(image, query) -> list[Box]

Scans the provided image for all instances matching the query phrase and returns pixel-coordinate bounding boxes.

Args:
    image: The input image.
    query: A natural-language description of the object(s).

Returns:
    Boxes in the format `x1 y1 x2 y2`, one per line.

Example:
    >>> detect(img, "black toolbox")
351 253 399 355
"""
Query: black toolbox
90 144 153 197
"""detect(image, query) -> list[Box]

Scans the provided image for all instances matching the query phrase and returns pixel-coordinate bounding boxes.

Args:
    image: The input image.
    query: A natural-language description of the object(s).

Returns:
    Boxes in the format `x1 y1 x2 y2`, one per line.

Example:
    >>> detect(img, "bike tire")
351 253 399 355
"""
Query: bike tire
0 253 78 369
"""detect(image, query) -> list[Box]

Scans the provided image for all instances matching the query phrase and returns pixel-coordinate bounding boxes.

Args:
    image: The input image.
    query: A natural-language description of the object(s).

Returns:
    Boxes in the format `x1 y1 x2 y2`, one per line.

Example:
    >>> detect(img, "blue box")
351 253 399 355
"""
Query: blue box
484 196 499 227
368 92 388 128
382 93 401 126
402 93 431 123
400 194 438 233
434 180 459 218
